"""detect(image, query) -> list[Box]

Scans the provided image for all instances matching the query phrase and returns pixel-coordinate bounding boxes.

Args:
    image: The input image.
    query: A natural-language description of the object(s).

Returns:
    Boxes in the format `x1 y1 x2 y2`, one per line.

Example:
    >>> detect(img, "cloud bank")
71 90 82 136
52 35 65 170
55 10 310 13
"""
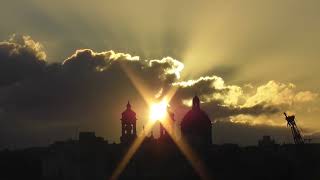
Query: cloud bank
0 35 318 148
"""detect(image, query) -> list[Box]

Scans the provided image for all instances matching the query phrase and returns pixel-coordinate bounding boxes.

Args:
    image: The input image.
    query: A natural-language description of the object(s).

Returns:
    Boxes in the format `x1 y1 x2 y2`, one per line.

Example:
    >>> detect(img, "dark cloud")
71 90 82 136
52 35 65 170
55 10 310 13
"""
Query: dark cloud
0 40 186 148
172 76 226 99
0 34 46 87
201 101 279 121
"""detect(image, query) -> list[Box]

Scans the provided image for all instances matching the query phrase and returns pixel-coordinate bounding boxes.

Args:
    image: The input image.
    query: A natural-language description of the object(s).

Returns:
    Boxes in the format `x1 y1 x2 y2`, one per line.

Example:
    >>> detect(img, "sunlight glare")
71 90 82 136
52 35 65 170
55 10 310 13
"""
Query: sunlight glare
112 64 210 180
149 98 168 122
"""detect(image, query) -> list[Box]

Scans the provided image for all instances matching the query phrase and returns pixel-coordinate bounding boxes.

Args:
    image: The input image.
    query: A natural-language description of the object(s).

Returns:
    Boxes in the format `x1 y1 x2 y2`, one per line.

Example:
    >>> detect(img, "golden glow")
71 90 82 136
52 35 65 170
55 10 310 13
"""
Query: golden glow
110 62 163 180
149 98 168 122
110 63 211 180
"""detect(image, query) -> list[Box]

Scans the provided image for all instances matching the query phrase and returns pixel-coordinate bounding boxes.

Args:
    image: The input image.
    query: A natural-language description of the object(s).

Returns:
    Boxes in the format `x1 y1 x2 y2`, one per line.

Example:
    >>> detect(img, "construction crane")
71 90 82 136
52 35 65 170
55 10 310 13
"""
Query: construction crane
284 112 304 145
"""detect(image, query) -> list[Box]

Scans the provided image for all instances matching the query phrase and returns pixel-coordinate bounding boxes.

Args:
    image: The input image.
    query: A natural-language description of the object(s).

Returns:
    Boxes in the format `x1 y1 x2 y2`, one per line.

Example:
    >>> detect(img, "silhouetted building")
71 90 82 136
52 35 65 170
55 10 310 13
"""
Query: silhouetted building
79 132 96 142
258 135 276 148
181 95 212 147
79 132 106 144
120 101 137 144
3 98 320 180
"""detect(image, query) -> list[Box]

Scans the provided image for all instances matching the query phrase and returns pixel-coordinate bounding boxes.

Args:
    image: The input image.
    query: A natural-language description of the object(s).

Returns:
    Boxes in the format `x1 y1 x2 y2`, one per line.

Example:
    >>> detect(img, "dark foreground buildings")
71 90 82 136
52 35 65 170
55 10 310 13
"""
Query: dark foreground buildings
1 96 320 180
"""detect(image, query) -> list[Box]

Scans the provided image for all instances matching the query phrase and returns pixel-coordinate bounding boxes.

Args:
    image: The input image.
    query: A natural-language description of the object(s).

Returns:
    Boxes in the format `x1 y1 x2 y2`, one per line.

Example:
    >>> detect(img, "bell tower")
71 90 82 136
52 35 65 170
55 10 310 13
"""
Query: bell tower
120 101 137 144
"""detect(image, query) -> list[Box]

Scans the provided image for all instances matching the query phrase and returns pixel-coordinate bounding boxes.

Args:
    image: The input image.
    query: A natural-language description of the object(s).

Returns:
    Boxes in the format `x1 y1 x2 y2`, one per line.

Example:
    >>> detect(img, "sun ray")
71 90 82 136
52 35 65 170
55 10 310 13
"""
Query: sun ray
159 116 211 180
111 63 211 180
110 120 156 180
119 62 154 107
110 63 157 180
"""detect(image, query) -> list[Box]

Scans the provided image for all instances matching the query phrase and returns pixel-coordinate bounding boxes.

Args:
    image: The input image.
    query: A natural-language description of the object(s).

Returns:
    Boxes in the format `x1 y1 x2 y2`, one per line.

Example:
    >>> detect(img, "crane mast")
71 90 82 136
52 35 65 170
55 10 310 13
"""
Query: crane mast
284 112 304 145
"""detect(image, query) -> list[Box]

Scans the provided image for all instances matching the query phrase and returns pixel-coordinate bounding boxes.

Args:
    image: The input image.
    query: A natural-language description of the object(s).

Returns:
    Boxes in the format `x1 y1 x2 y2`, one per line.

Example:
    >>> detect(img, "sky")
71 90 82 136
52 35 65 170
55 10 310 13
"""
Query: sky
0 0 319 148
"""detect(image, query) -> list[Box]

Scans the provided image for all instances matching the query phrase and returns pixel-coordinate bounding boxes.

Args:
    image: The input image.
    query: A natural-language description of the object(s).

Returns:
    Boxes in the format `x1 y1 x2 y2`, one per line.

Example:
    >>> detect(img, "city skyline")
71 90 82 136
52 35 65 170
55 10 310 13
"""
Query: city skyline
1 1 320 179
0 0 320 149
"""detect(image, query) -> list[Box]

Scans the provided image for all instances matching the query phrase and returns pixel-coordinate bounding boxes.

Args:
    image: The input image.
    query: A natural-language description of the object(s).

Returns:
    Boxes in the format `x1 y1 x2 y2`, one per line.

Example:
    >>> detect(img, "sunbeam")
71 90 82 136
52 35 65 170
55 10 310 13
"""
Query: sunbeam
109 120 156 180
159 115 212 180
110 62 211 179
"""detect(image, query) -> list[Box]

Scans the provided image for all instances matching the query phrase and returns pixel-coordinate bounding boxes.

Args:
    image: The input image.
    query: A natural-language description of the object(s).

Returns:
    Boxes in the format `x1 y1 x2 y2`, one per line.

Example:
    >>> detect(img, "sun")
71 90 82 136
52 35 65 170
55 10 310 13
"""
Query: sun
149 98 169 122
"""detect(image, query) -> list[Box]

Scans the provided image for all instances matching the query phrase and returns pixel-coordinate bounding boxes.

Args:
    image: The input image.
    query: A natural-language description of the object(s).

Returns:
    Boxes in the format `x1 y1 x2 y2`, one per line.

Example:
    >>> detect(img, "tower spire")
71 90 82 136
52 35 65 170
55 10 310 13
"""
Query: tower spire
192 95 200 109
127 101 131 109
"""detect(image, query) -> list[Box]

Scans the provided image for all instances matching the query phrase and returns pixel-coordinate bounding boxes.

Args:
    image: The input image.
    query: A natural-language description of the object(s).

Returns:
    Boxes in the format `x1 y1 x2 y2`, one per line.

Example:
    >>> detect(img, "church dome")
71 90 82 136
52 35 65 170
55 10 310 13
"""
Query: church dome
181 108 211 132
181 96 212 146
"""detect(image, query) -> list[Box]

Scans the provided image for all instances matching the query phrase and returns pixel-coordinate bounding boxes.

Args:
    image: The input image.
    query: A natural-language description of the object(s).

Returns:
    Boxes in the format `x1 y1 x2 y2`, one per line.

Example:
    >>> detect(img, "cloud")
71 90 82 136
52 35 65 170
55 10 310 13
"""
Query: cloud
0 34 46 87
62 49 139 71
8 34 47 61
172 76 243 106
148 57 184 80
0 41 188 148
0 47 185 114
1 0 320 147
294 91 318 103
171 76 318 126
0 35 318 147
243 81 318 107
